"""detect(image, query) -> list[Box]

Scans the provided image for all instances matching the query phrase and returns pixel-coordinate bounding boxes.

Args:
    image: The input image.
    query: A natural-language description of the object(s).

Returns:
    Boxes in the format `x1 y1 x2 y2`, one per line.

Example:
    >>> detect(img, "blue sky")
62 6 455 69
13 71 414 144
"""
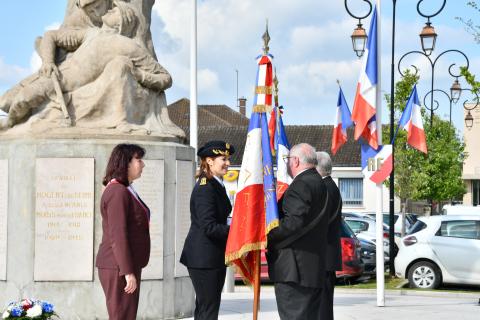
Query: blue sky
0 1 479 133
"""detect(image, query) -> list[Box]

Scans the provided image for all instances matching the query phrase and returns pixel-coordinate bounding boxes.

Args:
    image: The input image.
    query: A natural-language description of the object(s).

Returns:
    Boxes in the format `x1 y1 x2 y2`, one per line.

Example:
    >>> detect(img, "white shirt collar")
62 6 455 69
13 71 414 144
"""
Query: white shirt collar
213 175 224 187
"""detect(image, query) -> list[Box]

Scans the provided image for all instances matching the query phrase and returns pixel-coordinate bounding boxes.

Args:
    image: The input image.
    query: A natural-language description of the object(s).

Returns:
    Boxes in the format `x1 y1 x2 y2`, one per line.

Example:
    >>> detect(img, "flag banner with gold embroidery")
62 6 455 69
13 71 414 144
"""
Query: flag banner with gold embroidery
225 52 279 285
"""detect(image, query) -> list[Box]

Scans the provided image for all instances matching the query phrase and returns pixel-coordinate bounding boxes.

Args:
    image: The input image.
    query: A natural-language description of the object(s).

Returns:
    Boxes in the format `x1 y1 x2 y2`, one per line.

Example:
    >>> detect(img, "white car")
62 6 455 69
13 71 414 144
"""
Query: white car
395 215 480 289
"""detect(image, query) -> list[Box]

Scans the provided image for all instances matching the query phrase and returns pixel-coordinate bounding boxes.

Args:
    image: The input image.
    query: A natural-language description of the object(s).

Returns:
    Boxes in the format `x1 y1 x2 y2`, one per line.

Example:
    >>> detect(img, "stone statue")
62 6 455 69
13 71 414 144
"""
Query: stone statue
0 0 183 138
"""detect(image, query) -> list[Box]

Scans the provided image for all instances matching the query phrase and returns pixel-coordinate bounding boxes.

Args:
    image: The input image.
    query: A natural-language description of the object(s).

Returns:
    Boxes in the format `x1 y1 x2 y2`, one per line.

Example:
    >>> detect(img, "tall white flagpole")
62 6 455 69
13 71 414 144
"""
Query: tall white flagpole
375 0 385 308
190 0 198 155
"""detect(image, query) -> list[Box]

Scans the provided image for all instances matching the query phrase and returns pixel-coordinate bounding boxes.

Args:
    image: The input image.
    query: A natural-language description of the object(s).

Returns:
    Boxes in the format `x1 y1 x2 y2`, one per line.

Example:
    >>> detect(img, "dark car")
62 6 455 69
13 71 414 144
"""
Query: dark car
336 219 364 279
358 238 376 274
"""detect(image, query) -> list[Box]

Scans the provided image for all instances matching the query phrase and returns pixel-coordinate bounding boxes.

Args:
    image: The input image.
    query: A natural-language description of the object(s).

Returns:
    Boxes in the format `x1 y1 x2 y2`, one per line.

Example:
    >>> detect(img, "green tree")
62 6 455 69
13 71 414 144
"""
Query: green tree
384 71 467 211
410 116 466 204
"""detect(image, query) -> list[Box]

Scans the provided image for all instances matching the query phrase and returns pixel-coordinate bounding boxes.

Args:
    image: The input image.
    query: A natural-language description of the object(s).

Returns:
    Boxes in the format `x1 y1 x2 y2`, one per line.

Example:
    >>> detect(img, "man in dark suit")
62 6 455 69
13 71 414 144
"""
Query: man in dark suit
317 151 343 320
267 143 329 319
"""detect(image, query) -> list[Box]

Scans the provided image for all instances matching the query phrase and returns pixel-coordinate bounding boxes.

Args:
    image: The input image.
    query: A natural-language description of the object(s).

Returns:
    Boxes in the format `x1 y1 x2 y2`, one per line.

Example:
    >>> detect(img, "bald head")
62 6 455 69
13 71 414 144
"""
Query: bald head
287 143 317 178
316 151 332 177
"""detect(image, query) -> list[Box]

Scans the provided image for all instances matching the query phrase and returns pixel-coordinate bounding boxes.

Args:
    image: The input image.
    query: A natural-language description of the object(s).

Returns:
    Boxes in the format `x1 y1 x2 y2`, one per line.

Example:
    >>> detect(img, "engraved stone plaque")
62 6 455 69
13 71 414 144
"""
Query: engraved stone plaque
134 159 164 280
175 160 194 277
34 158 94 281
0 160 7 280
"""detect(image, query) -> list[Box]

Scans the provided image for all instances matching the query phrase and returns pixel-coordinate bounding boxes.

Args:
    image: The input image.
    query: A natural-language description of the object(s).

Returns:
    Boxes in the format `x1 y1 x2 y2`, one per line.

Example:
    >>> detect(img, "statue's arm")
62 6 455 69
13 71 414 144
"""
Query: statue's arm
133 61 173 92
38 29 86 77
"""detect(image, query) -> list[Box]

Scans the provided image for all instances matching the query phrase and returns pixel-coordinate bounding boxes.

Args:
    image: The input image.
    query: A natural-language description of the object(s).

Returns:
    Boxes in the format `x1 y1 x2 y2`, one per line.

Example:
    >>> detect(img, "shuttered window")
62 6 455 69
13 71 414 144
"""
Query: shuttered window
339 178 363 206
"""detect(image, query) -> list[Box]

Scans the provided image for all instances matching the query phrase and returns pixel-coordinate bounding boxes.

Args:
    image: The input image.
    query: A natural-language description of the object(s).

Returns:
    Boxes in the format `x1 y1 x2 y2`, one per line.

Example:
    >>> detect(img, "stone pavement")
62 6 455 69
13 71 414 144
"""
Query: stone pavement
185 286 480 320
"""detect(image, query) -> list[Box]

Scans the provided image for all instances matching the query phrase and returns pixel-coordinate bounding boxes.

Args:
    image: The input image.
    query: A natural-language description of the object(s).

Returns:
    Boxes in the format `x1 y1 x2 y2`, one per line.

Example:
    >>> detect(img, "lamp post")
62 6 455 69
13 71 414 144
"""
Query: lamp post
398 49 469 127
424 87 479 126
463 92 480 129
343 0 450 276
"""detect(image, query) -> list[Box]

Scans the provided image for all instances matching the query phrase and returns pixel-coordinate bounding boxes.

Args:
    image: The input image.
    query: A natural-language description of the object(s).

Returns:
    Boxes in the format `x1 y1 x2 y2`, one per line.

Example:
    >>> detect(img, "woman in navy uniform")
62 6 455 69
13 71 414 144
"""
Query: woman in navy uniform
180 140 235 320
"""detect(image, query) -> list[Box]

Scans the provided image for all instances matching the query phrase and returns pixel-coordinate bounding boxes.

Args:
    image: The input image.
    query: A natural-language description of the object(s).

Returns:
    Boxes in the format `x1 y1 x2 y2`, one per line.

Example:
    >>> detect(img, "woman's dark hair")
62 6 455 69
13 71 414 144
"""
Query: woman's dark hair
196 157 213 179
103 144 145 186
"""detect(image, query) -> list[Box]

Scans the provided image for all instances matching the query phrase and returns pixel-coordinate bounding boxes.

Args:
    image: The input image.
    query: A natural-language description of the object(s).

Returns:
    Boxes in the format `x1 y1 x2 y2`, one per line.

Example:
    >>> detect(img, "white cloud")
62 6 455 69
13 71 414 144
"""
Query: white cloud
0 57 29 90
198 68 220 93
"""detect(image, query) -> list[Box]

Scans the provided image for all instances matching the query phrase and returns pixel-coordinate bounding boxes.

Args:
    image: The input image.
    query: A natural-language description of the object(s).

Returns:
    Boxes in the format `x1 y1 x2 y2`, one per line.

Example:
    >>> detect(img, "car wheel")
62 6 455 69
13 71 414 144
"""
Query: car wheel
407 261 441 289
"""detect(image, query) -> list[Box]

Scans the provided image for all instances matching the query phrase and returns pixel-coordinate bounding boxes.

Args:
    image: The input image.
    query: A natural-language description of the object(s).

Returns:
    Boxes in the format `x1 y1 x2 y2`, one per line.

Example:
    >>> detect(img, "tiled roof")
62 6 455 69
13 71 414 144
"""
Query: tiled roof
167 98 249 128
167 98 360 167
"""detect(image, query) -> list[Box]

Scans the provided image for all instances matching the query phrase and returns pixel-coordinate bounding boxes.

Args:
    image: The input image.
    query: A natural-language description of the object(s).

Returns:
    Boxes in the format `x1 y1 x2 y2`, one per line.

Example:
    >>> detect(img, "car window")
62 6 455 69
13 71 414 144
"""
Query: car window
340 220 355 238
382 214 399 225
436 220 480 239
406 220 427 235
345 220 368 233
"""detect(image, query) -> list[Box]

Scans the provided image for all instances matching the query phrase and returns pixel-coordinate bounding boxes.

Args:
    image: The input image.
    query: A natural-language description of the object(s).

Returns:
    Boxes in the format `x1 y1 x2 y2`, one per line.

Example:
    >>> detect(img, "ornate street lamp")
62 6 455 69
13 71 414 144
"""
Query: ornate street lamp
351 21 368 58
419 21 437 56
465 110 474 129
463 91 480 129
398 49 469 127
344 0 372 58
450 78 462 104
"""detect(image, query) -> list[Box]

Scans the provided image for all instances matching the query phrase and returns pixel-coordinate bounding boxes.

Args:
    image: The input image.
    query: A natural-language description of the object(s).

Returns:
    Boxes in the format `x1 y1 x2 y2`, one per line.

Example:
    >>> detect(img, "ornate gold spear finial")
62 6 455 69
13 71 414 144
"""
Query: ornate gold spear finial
262 19 270 55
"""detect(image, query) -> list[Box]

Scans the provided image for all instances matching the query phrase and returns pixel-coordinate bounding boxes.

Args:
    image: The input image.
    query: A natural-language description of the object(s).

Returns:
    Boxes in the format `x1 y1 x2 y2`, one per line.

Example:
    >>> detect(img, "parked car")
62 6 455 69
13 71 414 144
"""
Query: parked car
442 204 480 215
336 219 364 279
364 212 415 236
343 216 390 255
342 212 375 220
395 215 480 289
358 238 376 274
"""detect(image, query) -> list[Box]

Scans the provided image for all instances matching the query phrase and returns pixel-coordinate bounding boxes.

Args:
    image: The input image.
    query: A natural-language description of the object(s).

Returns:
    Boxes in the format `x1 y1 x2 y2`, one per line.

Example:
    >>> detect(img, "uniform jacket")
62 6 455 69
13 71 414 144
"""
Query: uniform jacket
96 182 151 276
324 176 343 271
180 174 231 269
267 168 329 288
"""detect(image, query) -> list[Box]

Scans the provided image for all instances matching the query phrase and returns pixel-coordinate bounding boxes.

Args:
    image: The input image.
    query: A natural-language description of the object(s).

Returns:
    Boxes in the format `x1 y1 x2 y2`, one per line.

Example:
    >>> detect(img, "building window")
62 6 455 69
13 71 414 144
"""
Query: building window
339 178 363 206
473 180 480 206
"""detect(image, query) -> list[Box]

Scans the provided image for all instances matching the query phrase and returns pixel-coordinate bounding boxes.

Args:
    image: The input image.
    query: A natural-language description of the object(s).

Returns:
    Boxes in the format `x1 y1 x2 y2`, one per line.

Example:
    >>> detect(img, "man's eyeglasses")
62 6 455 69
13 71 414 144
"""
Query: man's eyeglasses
282 155 296 163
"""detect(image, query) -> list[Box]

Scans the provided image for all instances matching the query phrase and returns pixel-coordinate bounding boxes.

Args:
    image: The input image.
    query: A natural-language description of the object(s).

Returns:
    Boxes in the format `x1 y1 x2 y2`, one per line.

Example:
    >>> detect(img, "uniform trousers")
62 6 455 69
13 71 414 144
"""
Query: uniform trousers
98 268 142 320
319 271 336 320
274 281 322 320
188 267 226 320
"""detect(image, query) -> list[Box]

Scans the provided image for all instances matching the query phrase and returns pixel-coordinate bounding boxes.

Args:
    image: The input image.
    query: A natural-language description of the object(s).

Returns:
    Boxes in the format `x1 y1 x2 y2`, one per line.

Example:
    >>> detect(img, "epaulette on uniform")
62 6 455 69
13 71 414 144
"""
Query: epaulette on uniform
200 177 207 186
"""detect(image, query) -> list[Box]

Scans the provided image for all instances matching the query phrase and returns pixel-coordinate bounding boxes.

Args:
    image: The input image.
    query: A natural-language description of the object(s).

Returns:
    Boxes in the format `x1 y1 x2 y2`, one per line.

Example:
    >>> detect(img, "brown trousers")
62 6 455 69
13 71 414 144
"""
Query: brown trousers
98 268 142 320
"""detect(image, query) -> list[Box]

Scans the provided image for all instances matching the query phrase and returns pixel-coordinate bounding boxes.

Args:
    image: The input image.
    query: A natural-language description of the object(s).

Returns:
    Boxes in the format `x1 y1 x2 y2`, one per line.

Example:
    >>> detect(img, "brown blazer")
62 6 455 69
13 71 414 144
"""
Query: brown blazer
96 182 150 276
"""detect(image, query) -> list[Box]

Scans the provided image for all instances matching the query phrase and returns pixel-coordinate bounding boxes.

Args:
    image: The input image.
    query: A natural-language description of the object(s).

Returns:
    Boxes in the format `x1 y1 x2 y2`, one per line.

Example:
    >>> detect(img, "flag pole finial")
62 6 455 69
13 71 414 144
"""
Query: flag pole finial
336 79 341 87
262 19 270 55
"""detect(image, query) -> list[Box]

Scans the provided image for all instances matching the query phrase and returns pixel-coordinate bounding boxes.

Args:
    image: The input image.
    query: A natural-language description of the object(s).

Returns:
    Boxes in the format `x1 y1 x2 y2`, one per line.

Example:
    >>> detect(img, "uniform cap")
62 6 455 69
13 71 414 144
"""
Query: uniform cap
197 140 235 158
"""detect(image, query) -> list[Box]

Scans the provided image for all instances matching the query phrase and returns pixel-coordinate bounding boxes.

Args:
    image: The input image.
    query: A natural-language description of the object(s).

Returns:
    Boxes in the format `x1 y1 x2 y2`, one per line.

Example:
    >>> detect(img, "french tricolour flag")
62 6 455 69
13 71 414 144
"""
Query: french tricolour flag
332 86 353 155
225 53 278 285
398 85 428 154
276 113 292 199
351 6 378 150
361 143 393 184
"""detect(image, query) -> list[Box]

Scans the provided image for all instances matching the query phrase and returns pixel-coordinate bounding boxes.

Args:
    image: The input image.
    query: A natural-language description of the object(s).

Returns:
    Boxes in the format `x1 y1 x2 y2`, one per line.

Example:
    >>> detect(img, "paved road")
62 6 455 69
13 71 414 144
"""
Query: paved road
185 287 480 319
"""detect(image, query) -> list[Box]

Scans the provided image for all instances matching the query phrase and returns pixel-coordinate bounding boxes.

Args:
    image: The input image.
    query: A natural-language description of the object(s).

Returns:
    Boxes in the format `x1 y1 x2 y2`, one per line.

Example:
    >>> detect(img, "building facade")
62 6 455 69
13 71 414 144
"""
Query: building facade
462 103 480 206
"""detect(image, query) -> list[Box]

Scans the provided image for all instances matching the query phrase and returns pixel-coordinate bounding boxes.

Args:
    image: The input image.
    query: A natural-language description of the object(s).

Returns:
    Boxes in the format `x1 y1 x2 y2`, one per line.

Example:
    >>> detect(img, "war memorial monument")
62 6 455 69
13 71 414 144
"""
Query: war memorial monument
0 0 195 318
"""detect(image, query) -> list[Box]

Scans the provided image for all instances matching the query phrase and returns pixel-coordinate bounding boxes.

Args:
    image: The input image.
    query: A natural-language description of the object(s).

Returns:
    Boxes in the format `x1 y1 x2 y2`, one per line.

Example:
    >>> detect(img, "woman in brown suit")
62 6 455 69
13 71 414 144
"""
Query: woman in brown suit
96 144 150 320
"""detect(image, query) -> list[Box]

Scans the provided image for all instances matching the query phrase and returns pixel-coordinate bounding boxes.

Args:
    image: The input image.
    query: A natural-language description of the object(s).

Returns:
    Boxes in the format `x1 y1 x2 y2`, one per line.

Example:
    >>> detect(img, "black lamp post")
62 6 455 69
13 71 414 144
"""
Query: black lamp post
398 49 469 127
343 0 450 276
423 89 452 125
463 92 480 129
